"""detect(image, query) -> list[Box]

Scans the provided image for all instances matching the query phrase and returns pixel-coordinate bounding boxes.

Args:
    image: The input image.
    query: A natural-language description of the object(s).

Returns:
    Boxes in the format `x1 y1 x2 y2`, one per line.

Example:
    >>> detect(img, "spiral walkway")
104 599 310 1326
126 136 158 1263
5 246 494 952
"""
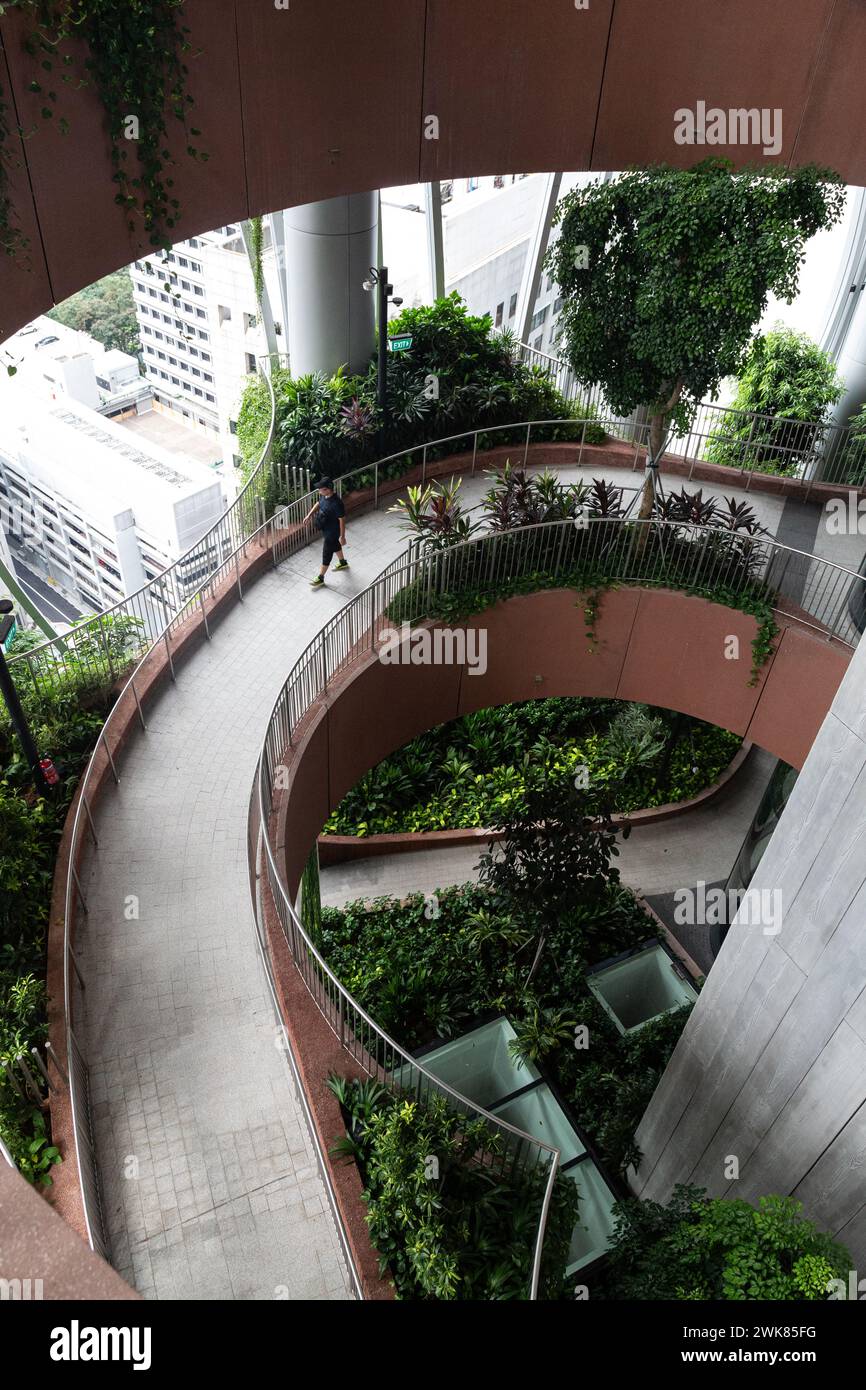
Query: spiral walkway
76 466 789 1299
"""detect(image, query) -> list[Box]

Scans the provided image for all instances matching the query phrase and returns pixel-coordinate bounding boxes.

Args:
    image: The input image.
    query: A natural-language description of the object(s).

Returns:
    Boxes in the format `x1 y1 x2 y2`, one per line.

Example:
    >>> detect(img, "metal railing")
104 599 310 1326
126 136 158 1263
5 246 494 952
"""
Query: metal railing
253 516 866 1300
255 543 561 1302
517 341 866 490
30 344 865 1276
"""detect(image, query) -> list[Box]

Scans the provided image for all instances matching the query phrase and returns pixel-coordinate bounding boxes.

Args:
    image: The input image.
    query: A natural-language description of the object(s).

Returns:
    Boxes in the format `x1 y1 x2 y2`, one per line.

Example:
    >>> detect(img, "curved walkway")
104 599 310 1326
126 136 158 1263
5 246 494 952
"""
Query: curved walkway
76 466 792 1299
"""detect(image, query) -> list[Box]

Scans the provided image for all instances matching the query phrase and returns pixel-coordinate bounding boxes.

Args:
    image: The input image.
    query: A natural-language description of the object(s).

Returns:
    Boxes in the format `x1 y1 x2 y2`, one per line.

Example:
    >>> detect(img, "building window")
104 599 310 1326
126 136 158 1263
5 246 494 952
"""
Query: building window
467 176 479 192
229 419 238 436
205 393 215 403
218 305 232 326
178 256 189 268
495 302 504 329
194 286 204 297
196 309 207 320
509 293 518 319
554 296 563 314
190 261 202 273
244 311 257 332
530 305 549 332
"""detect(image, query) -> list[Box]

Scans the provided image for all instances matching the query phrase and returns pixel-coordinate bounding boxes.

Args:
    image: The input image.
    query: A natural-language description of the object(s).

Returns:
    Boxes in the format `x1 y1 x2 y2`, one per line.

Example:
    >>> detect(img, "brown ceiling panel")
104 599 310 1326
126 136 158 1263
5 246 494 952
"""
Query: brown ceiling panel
0 34 53 341
0 0 245 310
237 0 427 216
592 0 835 172
421 0 615 180
793 0 866 186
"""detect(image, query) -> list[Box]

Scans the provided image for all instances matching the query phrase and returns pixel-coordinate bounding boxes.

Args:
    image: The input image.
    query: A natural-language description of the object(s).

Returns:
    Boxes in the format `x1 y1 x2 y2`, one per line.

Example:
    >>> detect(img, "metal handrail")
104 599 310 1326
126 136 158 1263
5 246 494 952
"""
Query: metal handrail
516 341 864 491
253 515 866 1302
44 346 866 1279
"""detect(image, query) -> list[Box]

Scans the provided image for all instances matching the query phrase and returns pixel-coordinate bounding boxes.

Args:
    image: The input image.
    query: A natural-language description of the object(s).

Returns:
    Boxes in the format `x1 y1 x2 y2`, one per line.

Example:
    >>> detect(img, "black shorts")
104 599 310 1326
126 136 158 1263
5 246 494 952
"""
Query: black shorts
321 531 342 565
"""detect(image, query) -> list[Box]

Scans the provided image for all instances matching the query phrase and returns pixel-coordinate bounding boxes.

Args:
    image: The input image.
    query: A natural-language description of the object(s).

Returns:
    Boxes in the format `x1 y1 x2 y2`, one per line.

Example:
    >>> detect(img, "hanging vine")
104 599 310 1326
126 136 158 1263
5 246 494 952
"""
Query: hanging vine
249 213 264 305
0 0 205 259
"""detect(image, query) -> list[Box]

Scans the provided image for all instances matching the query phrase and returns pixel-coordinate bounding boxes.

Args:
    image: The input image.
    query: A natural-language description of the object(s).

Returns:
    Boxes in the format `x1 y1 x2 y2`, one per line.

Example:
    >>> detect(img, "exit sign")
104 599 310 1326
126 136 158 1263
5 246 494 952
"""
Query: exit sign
388 335 413 353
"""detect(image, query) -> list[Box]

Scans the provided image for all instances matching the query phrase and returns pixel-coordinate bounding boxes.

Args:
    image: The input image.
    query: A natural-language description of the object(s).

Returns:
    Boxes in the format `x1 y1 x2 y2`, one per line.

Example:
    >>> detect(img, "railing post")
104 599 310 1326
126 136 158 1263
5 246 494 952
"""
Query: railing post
236 551 244 601
199 588 211 641
421 444 427 485
132 679 147 732
523 422 532 468
164 628 176 682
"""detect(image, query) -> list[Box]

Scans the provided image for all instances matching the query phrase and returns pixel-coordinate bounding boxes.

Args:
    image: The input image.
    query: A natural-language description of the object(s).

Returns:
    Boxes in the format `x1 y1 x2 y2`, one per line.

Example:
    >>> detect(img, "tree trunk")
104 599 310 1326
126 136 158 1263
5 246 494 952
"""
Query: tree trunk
638 410 667 520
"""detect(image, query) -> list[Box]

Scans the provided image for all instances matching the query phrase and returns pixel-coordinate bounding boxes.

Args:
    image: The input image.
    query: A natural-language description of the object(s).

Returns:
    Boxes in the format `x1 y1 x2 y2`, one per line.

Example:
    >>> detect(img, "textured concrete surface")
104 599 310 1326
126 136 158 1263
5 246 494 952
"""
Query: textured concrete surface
634 636 866 1264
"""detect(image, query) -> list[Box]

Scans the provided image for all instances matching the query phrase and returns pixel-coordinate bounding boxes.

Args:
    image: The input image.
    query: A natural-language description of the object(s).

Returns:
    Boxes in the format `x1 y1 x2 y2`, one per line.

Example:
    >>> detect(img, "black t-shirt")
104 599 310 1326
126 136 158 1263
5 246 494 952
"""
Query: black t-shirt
316 494 345 536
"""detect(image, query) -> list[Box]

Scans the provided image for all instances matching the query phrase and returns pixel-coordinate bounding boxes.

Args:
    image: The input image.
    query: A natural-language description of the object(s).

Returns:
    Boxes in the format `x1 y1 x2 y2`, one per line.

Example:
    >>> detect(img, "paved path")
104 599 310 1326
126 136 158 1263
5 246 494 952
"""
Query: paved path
75 464 789 1299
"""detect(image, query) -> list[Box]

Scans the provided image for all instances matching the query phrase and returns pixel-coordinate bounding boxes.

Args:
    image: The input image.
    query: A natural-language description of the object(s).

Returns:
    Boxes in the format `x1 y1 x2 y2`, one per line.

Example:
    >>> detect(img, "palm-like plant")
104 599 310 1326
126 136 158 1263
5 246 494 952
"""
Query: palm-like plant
390 476 481 551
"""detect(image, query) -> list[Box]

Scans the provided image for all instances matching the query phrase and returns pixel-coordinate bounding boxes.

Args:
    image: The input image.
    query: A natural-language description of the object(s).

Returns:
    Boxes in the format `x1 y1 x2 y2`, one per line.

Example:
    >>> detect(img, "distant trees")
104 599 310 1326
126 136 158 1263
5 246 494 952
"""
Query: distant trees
48 268 141 359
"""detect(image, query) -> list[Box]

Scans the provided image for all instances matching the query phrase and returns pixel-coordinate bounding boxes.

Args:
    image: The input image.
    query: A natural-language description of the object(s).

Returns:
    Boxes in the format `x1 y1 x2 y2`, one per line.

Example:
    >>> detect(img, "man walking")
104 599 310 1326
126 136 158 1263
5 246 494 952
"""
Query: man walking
304 477 348 587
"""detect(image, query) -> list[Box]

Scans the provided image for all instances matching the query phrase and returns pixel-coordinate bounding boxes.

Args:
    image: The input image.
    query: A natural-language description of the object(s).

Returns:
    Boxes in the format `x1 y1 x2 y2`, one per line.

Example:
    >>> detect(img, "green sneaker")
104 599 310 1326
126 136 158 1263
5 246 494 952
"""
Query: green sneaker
334 559 350 571
310 575 325 587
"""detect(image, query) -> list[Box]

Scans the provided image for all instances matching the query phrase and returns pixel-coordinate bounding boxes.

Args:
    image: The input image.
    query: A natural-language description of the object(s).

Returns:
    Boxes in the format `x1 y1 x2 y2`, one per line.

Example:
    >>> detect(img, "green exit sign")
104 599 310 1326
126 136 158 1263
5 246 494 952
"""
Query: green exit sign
388 335 413 353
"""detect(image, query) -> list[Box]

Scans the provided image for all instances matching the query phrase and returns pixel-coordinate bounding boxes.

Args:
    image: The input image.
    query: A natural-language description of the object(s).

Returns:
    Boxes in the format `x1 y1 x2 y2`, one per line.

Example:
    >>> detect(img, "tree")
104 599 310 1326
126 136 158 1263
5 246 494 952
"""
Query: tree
477 764 621 986
706 327 843 475
48 268 141 358
546 160 846 518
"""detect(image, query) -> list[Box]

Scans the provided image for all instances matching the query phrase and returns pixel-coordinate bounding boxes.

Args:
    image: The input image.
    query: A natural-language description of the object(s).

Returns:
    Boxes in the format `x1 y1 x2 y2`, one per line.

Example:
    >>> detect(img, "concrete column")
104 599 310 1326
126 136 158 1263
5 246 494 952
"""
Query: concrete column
633 631 866 1264
282 193 378 378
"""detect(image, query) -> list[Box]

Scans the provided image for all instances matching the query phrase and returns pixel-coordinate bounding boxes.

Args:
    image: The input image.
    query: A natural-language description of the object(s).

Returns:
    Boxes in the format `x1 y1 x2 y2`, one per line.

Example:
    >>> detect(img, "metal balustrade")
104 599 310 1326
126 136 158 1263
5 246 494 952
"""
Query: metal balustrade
20 340 864 1289
253 517 866 1300
517 341 866 490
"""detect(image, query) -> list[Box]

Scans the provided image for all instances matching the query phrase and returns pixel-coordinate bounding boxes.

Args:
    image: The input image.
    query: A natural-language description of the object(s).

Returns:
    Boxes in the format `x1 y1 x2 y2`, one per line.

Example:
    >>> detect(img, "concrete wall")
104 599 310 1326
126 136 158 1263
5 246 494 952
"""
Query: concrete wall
635 632 866 1265
273 586 852 894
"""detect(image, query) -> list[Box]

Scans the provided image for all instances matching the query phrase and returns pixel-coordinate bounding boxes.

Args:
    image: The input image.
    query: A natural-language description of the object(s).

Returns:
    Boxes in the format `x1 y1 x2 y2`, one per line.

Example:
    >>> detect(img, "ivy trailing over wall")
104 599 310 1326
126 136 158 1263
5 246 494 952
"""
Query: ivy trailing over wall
0 0 204 258
248 213 264 305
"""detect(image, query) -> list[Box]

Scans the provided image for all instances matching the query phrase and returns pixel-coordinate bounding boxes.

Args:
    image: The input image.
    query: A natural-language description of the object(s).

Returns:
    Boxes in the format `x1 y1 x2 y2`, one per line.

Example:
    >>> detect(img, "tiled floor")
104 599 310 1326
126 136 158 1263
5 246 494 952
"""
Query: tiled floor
74 465 788 1300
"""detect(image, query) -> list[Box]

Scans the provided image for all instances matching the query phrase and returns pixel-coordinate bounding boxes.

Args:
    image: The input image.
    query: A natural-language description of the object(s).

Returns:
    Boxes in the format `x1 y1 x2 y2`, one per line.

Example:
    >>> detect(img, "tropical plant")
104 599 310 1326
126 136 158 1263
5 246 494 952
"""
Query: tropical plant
547 160 846 517
597 1186 851 1301
705 327 844 476
329 1076 579 1300
390 476 481 551
477 765 622 986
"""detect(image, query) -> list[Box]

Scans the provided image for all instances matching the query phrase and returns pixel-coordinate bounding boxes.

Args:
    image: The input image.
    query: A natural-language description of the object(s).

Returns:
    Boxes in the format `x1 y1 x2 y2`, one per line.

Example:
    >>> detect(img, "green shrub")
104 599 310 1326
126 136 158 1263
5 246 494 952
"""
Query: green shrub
329 1076 578 1300
319 881 682 1174
236 294 598 502
596 1186 851 1300
705 327 843 476
324 698 741 837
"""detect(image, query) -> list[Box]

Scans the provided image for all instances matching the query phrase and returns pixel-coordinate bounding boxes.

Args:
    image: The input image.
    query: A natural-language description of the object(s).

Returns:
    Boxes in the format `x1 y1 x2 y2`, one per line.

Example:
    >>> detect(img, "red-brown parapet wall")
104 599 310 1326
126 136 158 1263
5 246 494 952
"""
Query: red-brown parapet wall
317 741 756 867
4 0 866 338
273 587 853 899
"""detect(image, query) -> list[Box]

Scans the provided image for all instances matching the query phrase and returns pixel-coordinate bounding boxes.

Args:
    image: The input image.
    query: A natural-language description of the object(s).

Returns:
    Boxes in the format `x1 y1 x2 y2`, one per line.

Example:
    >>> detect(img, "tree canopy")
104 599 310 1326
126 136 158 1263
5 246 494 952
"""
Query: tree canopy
546 160 846 510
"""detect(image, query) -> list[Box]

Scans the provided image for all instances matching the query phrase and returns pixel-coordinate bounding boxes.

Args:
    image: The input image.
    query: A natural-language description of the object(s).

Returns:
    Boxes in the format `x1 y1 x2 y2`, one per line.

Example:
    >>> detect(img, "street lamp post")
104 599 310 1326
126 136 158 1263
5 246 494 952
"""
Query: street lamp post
362 266 403 446
0 600 49 796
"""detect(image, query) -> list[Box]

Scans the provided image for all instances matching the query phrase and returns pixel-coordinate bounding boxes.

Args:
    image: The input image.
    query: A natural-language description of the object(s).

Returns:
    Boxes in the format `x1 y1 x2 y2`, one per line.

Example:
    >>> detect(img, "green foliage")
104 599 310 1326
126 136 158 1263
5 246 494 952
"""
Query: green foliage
325 698 741 837
547 161 845 438
248 215 264 305
330 1076 578 1299
389 475 481 551
705 327 843 475
597 1186 851 1300
0 626 117 1179
48 268 141 356
236 294 595 495
1 1 202 256
838 401 866 487
319 879 680 1175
